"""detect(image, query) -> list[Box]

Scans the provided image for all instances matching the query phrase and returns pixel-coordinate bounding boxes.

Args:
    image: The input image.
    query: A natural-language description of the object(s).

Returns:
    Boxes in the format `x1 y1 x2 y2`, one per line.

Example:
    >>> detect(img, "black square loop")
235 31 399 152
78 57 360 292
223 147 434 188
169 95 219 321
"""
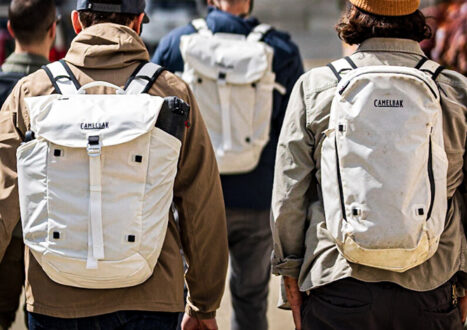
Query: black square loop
128 235 136 243
53 231 60 239
134 155 143 163
352 209 360 216
54 149 62 157
338 124 345 132
418 208 424 216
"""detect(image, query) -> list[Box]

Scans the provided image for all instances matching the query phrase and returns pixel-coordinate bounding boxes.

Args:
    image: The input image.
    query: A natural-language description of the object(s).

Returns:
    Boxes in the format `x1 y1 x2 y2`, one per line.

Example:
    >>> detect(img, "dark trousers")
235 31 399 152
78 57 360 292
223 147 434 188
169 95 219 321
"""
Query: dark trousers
301 277 463 330
227 208 272 330
28 311 179 330
0 237 25 330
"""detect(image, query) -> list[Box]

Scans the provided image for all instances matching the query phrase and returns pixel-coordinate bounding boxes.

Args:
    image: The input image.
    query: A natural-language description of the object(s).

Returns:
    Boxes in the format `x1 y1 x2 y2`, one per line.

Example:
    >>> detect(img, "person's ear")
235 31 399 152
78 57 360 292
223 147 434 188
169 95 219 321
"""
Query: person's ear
6 21 15 38
48 21 57 40
71 10 83 34
130 13 145 35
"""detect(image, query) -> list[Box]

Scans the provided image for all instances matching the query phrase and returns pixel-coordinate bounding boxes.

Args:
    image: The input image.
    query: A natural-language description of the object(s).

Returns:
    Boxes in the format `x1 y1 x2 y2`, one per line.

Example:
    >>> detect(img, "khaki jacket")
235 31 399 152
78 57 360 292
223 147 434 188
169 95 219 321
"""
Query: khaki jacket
272 38 467 292
0 23 228 319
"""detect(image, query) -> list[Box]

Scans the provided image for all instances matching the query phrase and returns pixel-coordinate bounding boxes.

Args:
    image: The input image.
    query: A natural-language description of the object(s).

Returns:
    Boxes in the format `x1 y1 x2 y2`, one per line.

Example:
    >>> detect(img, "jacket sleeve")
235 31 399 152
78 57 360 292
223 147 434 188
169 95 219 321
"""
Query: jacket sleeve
173 85 228 319
271 75 315 279
0 83 25 261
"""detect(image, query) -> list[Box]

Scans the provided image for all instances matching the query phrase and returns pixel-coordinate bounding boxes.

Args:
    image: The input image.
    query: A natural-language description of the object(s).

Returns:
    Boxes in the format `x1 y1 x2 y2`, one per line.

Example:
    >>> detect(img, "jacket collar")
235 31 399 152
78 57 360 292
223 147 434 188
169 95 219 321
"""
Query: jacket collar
356 38 426 56
1 52 49 74
206 6 259 33
65 23 149 69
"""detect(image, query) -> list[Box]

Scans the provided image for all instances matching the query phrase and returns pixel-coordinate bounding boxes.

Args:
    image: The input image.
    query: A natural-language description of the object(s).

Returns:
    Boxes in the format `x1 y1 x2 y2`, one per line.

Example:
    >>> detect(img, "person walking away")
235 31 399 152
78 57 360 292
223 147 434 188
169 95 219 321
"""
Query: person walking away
0 1 56 329
0 1 228 329
271 0 467 329
153 1 303 329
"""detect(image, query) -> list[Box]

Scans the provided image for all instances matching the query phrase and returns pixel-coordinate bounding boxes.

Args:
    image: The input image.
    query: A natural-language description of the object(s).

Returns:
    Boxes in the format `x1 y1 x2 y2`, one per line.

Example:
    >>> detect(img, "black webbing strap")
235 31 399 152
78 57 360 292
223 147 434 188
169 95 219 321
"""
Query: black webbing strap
41 65 61 94
142 66 166 93
59 60 81 90
327 63 342 82
415 57 428 69
344 56 357 69
431 65 445 81
123 62 147 90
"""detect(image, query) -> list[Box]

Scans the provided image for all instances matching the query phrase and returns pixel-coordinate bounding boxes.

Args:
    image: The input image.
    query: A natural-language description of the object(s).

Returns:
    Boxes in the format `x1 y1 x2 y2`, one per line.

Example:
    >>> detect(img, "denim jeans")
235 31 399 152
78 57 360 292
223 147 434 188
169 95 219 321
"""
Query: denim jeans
28 310 179 330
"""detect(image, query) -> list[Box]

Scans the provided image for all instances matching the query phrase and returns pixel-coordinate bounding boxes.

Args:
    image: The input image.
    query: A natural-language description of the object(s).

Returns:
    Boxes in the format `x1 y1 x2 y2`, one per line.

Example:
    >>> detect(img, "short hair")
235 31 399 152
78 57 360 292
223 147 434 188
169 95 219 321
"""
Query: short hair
78 0 138 28
336 4 432 45
9 0 56 46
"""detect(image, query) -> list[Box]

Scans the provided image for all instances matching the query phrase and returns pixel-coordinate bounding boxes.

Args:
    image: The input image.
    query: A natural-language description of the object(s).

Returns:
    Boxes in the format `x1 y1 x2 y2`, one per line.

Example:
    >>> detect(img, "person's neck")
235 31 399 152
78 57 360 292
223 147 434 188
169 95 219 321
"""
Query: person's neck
14 40 50 60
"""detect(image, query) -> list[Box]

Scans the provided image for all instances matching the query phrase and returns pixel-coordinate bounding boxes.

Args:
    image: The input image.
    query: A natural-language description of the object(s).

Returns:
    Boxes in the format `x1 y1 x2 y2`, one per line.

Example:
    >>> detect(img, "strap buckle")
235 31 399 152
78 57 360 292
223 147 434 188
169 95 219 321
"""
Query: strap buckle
87 135 101 156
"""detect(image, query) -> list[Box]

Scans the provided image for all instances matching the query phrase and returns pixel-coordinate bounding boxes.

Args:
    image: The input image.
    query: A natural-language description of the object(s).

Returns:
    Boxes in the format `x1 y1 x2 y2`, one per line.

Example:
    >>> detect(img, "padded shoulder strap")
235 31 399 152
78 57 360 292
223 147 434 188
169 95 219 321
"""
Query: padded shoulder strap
124 62 166 95
327 56 357 82
42 60 80 95
247 24 273 42
417 59 444 81
191 18 212 36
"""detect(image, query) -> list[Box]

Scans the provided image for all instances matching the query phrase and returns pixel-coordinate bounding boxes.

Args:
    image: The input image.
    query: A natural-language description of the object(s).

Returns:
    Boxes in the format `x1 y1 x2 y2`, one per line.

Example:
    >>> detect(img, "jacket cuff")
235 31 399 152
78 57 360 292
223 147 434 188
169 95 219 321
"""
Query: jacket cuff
271 256 303 278
185 305 216 320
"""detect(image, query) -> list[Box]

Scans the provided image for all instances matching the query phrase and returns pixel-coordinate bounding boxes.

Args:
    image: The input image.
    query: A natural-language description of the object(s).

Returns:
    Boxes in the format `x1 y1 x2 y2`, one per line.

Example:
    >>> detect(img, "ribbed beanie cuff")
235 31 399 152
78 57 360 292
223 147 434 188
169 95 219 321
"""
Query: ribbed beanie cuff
349 0 420 16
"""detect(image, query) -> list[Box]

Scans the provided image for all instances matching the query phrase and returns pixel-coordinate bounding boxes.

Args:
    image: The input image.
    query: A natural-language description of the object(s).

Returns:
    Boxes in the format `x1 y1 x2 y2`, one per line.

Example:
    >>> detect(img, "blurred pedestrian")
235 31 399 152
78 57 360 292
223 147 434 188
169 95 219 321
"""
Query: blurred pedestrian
0 0 228 329
153 1 303 329
0 1 56 329
272 0 467 329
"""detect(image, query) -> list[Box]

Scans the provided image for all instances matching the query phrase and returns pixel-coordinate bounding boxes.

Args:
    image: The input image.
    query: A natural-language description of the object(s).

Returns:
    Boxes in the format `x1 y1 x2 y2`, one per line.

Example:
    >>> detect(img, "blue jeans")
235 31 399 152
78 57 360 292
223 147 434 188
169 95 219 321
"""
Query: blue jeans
28 310 179 330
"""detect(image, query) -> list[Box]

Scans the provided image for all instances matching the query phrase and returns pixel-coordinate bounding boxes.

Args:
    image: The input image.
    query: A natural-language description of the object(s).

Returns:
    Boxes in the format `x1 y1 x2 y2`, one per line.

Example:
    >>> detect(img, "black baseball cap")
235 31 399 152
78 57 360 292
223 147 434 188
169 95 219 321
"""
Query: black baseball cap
76 0 149 23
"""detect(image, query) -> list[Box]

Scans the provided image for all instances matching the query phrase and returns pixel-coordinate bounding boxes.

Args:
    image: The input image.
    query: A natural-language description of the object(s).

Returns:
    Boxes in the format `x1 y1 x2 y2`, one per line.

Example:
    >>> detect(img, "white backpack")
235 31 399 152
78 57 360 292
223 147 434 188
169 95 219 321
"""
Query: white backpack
179 19 285 174
17 61 189 289
321 57 448 272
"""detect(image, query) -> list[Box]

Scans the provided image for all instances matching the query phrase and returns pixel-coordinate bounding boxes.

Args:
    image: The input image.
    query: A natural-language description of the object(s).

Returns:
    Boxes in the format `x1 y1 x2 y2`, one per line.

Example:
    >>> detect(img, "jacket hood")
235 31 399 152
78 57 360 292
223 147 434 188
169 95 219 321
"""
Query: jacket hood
65 23 150 69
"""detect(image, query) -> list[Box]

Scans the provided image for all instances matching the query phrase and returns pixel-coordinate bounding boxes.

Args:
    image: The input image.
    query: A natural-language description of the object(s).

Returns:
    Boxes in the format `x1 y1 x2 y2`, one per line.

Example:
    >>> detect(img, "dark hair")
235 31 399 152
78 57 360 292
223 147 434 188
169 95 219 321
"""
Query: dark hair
78 0 138 28
9 0 56 46
336 4 432 45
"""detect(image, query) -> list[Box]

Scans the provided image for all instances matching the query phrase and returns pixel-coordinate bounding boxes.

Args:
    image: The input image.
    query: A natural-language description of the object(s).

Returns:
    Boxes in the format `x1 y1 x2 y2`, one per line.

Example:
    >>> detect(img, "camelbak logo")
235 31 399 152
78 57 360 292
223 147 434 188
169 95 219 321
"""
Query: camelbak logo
374 99 404 108
216 62 234 70
80 122 109 130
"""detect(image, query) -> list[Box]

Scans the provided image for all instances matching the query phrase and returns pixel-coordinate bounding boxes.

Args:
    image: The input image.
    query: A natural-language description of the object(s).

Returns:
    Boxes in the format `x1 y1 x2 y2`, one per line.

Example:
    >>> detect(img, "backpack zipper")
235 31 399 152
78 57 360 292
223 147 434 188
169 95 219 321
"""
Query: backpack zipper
426 135 435 221
334 135 347 222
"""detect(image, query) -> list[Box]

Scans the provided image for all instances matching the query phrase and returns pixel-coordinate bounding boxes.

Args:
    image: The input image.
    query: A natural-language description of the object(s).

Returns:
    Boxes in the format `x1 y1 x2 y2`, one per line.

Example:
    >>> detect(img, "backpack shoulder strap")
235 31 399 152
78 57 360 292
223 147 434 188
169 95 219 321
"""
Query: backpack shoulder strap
124 62 166 95
247 24 273 42
327 56 357 82
191 18 212 36
416 58 445 81
42 60 80 95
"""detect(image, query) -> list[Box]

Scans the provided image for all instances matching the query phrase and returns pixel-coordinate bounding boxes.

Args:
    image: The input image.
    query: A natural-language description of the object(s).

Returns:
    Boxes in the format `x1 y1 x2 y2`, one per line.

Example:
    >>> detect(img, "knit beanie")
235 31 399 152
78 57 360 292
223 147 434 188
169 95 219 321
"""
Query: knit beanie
349 0 420 16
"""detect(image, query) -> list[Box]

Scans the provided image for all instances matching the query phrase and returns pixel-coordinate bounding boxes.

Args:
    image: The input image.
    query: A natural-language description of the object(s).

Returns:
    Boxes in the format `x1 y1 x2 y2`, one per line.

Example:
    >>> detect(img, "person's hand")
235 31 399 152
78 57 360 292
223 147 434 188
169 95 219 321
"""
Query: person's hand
181 313 218 330
459 295 467 324
284 276 303 330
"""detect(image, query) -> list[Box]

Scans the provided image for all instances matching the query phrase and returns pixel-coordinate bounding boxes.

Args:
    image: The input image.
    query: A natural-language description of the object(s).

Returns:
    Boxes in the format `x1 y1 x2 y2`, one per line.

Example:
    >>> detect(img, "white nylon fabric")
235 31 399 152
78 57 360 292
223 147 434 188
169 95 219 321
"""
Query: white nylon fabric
321 64 448 272
17 91 181 288
180 20 276 174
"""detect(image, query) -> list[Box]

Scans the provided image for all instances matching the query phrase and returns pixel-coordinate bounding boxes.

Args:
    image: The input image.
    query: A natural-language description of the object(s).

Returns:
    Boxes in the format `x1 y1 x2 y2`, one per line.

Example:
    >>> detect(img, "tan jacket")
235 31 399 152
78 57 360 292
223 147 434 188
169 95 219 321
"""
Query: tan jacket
272 38 467 292
0 23 228 319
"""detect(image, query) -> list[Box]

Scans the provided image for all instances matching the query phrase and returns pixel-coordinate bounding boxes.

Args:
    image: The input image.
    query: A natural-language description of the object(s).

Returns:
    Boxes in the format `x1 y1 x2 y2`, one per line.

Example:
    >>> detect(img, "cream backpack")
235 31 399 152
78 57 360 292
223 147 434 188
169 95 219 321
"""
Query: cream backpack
321 57 448 272
17 61 189 288
179 19 285 174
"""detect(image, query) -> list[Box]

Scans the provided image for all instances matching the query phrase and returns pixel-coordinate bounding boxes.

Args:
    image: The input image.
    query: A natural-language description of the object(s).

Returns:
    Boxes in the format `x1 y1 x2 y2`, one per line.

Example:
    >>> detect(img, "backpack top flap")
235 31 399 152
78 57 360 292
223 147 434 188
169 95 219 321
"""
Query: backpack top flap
25 93 165 148
180 32 273 84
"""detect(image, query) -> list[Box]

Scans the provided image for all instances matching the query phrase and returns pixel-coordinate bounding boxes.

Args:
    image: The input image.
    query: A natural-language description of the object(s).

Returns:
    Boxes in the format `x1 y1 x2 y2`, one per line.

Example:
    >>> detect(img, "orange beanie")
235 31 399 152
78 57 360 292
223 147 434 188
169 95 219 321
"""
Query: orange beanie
349 0 420 16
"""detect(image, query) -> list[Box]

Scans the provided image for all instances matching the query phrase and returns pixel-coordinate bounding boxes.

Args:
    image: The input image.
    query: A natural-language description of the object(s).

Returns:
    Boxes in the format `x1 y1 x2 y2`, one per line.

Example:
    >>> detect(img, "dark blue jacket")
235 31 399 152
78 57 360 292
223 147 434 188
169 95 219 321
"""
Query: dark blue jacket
153 7 304 210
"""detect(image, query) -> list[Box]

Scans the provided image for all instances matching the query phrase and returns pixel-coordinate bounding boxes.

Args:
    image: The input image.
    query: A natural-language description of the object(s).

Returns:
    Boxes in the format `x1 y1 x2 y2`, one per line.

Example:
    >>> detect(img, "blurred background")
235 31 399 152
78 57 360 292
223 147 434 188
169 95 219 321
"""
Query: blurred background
0 0 465 73
6 0 466 329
